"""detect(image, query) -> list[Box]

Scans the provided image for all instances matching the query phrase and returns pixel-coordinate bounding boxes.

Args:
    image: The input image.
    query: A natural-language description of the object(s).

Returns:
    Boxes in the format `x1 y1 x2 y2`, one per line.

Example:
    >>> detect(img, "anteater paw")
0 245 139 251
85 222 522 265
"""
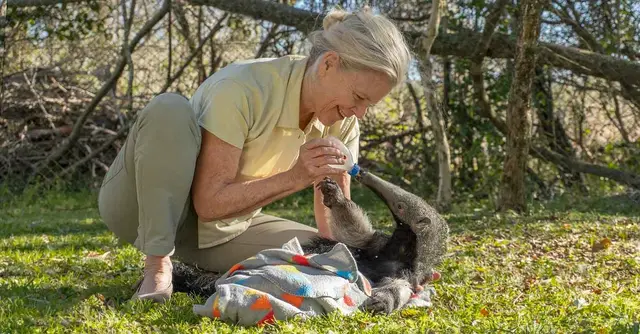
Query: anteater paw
362 293 394 315
317 177 344 208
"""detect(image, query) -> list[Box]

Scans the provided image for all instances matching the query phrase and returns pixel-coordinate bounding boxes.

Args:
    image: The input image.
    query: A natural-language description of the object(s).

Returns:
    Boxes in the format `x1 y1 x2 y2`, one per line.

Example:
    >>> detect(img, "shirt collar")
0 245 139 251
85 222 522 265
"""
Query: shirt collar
277 55 325 136
302 115 325 136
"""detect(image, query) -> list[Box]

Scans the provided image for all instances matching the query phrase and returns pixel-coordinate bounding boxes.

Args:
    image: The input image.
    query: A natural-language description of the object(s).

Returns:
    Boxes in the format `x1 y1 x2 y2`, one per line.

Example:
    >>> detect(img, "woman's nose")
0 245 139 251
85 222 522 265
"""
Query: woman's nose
352 105 368 119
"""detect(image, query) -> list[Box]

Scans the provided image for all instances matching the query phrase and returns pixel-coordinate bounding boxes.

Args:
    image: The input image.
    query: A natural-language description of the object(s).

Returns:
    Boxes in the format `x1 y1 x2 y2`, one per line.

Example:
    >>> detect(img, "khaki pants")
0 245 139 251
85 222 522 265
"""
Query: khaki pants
98 93 318 272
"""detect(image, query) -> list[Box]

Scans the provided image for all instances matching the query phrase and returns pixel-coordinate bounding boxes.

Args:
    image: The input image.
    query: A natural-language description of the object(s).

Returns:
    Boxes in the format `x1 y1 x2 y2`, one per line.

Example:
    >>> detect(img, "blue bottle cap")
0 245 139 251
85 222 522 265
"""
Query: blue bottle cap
348 164 360 177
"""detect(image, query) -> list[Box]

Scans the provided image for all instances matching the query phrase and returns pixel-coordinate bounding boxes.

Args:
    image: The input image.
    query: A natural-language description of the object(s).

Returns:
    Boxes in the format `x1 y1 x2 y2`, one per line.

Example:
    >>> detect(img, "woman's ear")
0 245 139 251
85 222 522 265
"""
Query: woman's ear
317 51 340 78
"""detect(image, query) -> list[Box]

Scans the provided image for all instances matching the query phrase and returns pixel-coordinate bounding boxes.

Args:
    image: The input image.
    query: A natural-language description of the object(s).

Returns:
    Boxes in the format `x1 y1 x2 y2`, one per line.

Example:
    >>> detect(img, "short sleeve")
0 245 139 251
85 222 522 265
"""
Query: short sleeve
342 117 360 165
194 79 252 149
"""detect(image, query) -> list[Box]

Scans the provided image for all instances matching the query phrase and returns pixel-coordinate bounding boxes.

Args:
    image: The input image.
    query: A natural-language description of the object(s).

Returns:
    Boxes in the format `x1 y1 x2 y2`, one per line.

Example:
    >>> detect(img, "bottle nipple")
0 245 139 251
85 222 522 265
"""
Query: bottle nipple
327 136 361 176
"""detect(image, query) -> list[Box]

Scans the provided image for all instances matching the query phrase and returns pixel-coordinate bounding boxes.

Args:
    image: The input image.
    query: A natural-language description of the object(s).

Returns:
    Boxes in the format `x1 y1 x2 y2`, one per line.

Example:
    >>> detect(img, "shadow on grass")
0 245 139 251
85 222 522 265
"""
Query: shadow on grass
2 273 220 331
441 191 640 235
542 193 640 216
1 277 137 316
0 218 108 238
0 235 112 253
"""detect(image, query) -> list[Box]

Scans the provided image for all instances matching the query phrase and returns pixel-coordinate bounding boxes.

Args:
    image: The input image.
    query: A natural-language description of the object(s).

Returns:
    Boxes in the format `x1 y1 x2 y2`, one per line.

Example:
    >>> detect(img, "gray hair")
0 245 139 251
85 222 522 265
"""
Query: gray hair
307 7 412 87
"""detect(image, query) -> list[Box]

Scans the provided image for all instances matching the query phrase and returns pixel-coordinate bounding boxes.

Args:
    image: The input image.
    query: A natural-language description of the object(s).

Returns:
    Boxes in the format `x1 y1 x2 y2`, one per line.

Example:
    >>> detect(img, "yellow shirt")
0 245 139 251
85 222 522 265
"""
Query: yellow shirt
189 55 360 249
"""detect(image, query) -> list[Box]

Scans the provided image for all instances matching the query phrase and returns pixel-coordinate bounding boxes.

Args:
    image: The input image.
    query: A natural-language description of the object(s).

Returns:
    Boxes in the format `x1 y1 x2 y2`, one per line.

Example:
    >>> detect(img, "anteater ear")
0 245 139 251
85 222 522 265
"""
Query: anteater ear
417 217 431 226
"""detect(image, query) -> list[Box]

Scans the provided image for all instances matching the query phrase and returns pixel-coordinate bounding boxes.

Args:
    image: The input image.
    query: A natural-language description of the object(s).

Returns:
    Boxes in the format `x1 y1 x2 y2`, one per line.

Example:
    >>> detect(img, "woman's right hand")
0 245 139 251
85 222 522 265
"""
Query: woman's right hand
290 138 348 188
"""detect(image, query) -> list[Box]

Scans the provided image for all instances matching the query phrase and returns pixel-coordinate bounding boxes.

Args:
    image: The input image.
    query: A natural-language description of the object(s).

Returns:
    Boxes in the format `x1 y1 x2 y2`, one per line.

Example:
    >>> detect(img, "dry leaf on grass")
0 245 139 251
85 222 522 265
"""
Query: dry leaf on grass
480 308 490 317
85 251 111 260
592 238 612 252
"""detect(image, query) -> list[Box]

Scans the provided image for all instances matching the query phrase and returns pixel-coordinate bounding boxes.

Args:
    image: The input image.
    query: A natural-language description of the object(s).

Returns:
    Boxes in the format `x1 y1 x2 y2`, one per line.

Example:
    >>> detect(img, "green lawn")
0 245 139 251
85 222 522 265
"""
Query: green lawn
1 185 639 333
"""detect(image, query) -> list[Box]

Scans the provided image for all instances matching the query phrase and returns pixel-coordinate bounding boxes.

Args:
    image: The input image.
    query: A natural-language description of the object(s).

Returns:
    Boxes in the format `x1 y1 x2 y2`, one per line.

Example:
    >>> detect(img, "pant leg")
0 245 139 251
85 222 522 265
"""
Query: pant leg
98 92 201 257
173 213 318 272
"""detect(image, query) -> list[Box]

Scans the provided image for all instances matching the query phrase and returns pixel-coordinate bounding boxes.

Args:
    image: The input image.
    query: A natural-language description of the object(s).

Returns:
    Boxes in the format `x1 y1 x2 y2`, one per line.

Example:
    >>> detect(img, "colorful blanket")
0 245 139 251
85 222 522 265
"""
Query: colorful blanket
192 237 434 326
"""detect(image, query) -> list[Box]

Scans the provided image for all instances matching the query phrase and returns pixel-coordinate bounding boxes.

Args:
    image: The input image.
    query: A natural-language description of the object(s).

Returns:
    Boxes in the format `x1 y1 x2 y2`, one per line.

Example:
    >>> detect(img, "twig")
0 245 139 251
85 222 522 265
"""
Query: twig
512 292 524 304
94 159 109 172
160 13 229 93
23 72 56 129
255 22 280 58
361 130 422 151
24 126 73 141
87 125 118 136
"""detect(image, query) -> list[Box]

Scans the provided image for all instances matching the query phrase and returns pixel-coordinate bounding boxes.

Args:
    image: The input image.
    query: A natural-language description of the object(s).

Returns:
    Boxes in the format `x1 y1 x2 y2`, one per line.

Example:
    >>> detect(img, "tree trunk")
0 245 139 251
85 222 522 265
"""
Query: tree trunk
418 0 452 212
406 82 431 174
498 0 543 213
442 16 451 113
453 66 477 189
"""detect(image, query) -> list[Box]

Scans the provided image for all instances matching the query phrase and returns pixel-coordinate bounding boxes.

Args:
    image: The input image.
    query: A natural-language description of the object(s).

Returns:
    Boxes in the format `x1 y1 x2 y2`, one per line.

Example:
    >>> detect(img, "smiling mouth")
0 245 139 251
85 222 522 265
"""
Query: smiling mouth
337 107 347 118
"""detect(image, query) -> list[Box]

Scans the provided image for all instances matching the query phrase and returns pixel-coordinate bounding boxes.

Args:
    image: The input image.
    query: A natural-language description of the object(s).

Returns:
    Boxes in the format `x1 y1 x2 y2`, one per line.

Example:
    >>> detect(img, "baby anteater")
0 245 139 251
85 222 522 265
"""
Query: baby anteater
172 170 449 315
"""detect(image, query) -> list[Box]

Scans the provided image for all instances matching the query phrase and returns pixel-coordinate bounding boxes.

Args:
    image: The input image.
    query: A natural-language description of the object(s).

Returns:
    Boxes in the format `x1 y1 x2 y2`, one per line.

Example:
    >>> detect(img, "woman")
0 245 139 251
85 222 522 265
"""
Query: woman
98 7 411 303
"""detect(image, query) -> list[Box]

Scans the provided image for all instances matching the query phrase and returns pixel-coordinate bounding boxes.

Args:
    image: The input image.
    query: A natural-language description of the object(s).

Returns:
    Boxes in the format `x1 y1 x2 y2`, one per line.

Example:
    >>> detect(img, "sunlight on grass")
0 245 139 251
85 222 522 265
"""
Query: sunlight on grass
1 186 639 333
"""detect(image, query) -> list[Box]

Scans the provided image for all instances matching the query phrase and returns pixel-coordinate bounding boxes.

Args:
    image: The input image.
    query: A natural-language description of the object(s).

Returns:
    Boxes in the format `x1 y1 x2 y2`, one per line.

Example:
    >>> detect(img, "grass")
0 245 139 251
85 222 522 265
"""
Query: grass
1 185 640 333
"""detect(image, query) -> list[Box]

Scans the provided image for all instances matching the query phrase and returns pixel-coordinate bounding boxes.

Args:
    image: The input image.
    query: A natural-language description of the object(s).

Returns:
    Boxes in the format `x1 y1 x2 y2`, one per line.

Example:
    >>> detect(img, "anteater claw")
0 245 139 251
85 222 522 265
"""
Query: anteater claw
318 177 343 208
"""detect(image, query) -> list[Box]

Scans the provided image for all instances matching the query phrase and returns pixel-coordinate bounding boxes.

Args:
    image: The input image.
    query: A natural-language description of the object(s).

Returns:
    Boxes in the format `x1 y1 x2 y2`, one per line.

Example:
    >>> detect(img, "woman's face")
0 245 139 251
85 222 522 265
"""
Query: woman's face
312 52 393 126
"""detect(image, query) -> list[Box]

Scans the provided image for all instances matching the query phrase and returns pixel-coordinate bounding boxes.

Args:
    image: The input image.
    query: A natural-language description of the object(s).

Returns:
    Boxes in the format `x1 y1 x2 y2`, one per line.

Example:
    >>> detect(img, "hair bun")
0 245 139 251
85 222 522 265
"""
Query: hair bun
323 9 349 30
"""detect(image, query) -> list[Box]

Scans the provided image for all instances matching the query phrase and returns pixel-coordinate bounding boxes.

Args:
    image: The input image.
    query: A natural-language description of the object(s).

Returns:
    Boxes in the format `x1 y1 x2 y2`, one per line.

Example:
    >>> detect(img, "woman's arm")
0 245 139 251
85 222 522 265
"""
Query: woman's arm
313 171 351 239
191 130 346 221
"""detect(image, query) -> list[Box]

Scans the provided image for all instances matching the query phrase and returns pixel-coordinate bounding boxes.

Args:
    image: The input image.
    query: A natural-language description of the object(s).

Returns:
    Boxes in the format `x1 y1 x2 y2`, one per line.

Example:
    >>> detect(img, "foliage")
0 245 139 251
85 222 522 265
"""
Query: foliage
2 1 639 207
7 0 107 42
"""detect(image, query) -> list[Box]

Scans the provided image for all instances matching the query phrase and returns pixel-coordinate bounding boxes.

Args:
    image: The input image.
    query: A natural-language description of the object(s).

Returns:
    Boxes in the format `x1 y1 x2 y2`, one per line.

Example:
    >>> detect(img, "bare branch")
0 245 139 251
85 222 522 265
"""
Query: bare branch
547 1 640 115
361 130 423 152
23 72 56 129
535 148 640 189
10 0 640 87
30 0 171 178
470 62 507 133
388 14 430 22
548 2 603 53
406 82 424 129
469 0 510 137
184 0 640 88
186 0 324 32
167 3 173 84
57 123 130 178
122 0 136 118
255 23 280 58
160 13 228 93
471 0 510 61
6 0 88 7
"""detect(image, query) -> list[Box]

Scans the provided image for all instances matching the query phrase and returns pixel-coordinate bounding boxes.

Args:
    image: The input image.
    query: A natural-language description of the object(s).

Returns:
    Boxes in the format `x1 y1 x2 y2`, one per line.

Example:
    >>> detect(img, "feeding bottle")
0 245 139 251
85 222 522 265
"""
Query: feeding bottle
327 136 361 177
